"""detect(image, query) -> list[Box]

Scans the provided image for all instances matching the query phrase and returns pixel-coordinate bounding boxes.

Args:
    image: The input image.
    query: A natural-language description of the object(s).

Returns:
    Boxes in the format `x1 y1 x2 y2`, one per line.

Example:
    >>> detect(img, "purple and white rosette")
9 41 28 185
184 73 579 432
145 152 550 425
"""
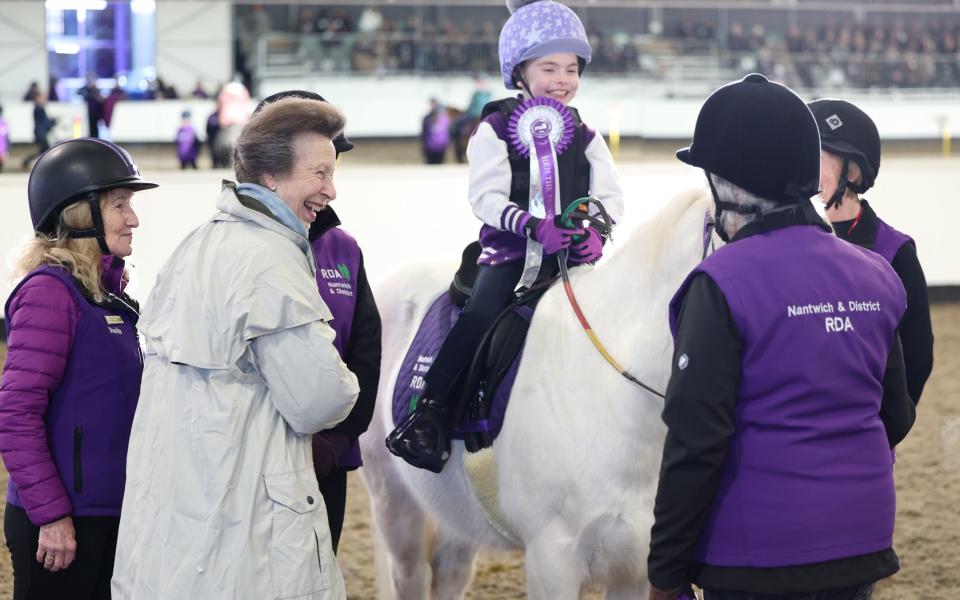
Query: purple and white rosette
507 97 575 287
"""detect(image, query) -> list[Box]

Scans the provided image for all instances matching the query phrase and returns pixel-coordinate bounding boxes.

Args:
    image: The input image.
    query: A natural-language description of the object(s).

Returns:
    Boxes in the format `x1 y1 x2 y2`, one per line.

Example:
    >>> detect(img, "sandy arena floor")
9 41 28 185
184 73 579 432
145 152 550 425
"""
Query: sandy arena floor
0 303 957 599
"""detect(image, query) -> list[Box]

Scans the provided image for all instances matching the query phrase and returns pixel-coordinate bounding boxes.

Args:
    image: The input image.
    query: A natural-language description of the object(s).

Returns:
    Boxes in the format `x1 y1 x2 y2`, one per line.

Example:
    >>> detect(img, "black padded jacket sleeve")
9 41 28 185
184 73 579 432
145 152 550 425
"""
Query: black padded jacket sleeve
648 273 741 590
890 243 933 404
332 253 382 440
879 332 915 448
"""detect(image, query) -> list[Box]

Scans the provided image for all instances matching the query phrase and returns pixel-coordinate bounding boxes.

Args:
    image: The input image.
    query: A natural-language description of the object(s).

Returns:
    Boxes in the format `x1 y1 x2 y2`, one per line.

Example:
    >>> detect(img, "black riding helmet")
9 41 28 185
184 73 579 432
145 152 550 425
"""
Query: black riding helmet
28 138 158 253
253 90 354 156
677 73 821 240
678 73 820 203
808 98 880 209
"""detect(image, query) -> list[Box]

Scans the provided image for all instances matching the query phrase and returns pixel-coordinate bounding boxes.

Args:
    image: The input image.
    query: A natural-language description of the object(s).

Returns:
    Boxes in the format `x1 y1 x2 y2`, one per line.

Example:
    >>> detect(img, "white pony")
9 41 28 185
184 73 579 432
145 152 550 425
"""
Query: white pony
360 188 715 599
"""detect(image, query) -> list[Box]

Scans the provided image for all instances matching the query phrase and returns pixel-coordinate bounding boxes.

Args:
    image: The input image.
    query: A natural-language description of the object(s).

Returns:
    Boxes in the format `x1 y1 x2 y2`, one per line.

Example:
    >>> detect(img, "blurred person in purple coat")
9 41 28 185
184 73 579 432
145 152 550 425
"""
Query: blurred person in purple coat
0 138 157 599
421 97 451 164
0 104 9 173
175 110 200 170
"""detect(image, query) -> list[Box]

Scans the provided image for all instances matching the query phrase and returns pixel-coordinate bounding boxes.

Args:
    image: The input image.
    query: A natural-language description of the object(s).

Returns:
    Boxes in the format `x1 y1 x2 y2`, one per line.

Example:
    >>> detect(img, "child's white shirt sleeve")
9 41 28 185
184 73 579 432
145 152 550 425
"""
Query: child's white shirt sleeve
466 121 517 230
584 133 624 224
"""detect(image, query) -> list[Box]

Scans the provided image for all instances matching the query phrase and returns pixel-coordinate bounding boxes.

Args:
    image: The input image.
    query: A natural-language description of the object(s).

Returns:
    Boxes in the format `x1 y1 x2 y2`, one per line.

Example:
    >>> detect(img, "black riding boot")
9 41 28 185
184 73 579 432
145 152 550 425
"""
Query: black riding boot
385 396 453 473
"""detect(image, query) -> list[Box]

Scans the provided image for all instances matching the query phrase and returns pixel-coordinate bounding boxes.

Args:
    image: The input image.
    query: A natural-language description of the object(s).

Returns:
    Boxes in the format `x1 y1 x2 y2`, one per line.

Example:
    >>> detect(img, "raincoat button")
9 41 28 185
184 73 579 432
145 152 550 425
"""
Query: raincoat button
306 495 315 505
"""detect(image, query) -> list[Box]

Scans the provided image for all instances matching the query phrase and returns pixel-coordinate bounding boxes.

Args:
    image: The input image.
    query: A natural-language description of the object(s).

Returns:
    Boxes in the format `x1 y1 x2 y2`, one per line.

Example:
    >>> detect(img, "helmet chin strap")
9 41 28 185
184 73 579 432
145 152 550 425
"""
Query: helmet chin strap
64 193 111 255
512 66 535 99
825 157 850 212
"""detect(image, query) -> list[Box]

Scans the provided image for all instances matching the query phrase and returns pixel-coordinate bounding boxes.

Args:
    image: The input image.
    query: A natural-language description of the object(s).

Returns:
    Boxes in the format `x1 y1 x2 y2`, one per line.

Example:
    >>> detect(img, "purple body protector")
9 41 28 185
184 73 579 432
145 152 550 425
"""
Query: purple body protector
392 293 528 441
669 225 907 568
176 125 198 162
872 218 913 265
311 228 363 468
5 265 142 518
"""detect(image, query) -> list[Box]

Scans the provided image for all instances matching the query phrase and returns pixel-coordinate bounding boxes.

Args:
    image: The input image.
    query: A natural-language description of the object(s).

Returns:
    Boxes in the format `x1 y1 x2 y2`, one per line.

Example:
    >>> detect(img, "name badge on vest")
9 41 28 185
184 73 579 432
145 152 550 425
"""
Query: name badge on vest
105 315 124 325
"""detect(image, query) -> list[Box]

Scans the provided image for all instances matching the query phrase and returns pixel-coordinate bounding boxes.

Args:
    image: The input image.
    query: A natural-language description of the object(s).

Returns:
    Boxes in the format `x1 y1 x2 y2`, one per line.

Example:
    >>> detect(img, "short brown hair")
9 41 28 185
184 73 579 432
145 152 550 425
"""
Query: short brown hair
233 97 346 183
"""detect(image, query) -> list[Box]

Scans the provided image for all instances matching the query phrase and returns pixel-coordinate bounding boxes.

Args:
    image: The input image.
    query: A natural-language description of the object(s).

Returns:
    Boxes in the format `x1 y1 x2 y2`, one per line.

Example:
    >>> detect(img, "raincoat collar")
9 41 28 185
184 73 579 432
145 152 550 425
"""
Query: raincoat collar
216 181 314 260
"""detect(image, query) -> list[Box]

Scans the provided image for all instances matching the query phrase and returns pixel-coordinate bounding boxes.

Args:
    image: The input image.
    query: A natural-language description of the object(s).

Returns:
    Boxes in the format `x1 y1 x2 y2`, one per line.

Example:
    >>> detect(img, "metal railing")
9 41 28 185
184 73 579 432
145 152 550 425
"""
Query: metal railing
253 31 960 92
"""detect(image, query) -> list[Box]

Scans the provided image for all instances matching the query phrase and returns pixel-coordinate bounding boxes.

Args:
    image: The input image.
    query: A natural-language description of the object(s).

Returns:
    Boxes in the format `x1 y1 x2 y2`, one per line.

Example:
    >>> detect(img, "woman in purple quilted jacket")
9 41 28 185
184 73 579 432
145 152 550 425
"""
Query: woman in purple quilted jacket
0 138 157 600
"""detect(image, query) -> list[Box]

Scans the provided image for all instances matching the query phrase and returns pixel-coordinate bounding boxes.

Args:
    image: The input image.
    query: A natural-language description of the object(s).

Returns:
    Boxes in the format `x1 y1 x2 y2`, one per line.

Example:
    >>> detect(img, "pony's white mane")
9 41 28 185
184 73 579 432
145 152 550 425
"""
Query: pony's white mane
611 186 713 276
574 186 714 305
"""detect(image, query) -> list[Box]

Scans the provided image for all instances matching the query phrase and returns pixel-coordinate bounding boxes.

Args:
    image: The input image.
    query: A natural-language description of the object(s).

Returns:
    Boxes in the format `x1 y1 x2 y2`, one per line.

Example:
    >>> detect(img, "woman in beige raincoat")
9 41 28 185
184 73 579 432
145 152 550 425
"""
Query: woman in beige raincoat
112 98 359 599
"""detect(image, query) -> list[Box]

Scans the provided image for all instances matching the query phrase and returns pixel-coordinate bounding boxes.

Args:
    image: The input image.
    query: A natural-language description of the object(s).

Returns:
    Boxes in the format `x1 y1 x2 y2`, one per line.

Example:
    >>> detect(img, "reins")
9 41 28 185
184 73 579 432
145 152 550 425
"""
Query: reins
557 199 666 399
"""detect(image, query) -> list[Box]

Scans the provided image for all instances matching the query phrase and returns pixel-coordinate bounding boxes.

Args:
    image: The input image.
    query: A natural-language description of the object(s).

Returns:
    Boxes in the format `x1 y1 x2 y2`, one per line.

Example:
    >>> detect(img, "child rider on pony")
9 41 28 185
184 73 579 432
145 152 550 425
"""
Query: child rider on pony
387 0 625 473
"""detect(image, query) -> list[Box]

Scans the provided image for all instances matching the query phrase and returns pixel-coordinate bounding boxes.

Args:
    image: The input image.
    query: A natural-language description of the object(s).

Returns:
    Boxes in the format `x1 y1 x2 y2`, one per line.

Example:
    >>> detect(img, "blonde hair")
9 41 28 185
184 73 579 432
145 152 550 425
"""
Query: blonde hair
13 195 109 299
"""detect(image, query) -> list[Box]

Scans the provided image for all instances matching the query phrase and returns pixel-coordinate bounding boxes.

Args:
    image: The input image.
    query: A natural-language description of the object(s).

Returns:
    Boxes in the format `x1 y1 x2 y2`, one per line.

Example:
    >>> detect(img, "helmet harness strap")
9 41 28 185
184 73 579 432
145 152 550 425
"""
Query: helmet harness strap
64 193 111 255
512 66 535 99
825 157 850 212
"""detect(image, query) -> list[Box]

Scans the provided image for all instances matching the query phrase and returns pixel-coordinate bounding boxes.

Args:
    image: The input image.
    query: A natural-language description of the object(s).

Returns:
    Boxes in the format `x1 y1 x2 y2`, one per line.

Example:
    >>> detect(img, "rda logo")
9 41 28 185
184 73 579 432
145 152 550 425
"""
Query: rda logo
320 263 351 280
825 114 843 130
531 119 551 138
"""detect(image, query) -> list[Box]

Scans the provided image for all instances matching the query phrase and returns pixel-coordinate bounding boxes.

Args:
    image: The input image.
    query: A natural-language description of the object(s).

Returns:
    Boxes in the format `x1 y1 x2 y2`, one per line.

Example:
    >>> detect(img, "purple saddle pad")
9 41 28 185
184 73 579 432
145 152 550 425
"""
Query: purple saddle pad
392 292 525 442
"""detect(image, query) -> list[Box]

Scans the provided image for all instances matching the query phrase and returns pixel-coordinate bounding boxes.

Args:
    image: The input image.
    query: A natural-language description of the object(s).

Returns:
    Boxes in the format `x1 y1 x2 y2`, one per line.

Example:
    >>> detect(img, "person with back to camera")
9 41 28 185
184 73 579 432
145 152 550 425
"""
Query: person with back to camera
809 98 933 406
253 89 382 554
387 0 624 473
0 138 158 599
646 74 916 600
111 97 359 599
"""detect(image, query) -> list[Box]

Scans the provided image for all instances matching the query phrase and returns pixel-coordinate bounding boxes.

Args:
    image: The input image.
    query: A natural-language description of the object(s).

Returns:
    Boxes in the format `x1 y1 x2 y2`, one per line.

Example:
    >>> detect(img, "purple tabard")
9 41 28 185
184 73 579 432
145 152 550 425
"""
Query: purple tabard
5 265 142 517
311 228 363 468
669 225 907 568
175 125 198 162
872 218 913 265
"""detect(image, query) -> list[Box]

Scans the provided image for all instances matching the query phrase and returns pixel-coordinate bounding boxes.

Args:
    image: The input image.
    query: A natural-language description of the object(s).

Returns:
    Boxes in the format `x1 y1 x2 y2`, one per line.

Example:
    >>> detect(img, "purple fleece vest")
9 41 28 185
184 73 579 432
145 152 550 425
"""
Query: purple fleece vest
873 218 913 265
670 226 906 568
6 266 141 517
311 228 363 468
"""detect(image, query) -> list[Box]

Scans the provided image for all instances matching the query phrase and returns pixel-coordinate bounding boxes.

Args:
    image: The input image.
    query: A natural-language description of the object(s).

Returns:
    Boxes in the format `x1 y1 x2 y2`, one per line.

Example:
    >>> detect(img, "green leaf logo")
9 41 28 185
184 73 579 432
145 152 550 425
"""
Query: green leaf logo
337 263 351 280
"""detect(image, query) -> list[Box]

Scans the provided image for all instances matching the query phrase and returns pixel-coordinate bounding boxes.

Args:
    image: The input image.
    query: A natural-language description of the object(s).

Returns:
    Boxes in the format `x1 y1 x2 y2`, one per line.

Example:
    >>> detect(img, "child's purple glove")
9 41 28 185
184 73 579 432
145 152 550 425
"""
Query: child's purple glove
568 227 603 265
525 216 583 255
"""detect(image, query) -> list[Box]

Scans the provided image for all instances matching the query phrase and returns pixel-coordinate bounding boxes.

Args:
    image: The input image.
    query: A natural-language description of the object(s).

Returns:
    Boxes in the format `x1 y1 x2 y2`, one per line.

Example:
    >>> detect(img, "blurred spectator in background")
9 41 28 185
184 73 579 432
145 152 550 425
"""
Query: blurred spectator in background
451 76 491 163
101 84 126 141
211 81 253 168
206 108 224 168
47 77 60 102
420 97 450 165
357 6 383 34
191 79 210 99
176 110 200 170
79 76 104 139
21 94 57 170
151 76 179 100
0 105 8 173
23 82 40 102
